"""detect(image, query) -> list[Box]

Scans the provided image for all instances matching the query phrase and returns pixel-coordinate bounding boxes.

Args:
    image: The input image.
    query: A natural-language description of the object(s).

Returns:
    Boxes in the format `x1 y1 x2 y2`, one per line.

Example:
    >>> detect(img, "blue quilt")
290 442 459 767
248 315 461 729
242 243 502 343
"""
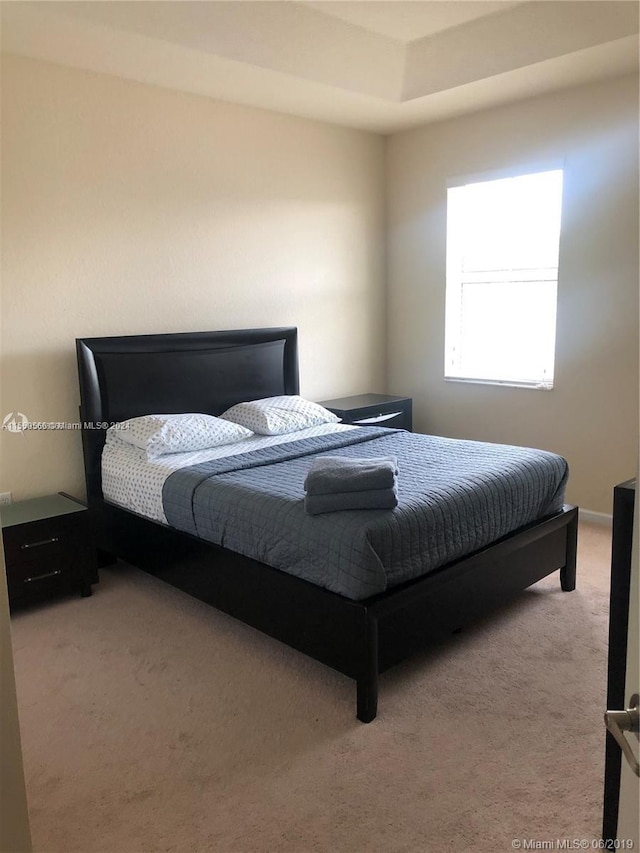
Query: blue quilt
162 428 568 601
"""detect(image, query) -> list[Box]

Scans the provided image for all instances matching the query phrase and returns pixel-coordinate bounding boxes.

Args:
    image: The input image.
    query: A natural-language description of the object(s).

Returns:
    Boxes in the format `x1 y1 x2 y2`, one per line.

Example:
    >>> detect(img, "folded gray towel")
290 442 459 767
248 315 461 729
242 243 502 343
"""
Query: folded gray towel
304 485 398 515
304 455 398 496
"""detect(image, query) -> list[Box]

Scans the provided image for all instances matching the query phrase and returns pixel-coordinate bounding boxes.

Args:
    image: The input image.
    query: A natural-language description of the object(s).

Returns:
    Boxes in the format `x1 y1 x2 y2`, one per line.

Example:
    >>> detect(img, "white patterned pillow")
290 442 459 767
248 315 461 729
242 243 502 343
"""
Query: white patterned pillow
109 413 254 458
220 396 340 436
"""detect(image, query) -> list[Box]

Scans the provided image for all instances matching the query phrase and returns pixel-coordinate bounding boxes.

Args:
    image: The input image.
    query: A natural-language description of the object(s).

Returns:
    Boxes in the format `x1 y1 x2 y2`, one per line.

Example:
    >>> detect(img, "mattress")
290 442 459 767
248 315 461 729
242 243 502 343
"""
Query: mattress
107 426 568 601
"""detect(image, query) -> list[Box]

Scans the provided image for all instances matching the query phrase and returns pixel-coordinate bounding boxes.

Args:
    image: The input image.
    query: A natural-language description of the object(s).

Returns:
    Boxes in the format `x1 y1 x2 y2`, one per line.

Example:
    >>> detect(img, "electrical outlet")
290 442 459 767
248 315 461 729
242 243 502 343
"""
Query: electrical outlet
0 492 13 505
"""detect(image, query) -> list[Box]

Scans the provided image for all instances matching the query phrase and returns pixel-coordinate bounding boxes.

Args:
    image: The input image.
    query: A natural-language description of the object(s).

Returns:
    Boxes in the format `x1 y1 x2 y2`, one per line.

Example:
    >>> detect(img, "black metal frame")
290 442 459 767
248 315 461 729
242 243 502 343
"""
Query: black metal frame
76 327 578 722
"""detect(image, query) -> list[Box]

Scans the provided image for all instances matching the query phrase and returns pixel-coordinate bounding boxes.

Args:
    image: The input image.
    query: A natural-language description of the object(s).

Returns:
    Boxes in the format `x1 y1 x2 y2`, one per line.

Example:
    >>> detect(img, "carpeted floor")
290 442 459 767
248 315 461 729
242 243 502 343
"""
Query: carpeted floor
10 521 612 853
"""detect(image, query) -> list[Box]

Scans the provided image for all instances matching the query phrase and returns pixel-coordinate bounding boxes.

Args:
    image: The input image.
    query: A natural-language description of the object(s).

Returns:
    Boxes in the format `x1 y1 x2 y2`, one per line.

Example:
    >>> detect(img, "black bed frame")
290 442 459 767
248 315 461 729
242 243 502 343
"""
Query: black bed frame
76 326 578 723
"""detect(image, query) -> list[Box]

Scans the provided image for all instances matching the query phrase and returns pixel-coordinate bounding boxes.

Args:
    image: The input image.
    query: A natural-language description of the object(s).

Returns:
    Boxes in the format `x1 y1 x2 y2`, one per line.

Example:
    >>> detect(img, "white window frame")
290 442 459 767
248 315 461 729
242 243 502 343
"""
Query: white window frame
444 163 564 390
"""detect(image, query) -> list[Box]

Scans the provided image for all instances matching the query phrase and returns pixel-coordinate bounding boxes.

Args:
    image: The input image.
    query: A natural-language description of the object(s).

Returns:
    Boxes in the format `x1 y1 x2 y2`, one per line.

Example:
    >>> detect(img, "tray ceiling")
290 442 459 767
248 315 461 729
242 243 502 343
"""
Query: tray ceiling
1 1 638 132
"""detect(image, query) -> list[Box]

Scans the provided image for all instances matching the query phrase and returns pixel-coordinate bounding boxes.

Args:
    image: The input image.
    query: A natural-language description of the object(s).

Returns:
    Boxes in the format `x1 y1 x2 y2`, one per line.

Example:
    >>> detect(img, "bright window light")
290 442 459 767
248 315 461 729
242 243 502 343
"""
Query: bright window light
445 168 563 389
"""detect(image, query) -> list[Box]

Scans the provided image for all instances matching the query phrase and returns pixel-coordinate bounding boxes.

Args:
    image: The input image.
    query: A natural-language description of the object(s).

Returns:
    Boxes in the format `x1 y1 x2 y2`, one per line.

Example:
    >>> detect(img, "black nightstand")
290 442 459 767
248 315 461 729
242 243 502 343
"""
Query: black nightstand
1 493 98 607
319 393 412 431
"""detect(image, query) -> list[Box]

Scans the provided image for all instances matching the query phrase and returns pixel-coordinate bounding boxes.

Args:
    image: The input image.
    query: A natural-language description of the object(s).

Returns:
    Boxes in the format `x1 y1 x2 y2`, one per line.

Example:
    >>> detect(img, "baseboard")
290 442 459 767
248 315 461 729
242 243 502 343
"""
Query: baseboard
579 509 613 527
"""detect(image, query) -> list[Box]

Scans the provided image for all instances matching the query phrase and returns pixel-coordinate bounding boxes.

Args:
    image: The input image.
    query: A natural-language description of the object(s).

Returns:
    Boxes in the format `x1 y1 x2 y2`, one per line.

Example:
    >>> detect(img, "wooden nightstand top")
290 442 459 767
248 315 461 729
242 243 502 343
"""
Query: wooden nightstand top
319 393 410 410
0 493 86 528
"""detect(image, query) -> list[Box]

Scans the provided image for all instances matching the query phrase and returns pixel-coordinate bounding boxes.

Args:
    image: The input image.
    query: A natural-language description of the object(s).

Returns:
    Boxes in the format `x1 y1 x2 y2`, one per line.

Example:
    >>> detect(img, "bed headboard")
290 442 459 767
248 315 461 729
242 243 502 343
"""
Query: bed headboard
76 327 299 504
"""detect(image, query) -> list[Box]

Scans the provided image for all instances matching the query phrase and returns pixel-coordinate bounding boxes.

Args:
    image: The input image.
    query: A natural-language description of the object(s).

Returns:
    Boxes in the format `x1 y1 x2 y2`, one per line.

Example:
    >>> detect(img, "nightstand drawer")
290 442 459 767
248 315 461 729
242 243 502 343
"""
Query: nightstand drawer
349 409 408 429
6 557 77 600
3 515 84 566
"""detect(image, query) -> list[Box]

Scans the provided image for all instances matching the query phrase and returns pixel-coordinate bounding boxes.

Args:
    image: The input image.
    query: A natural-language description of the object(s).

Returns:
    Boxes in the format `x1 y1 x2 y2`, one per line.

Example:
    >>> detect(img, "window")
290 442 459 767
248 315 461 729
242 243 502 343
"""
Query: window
444 168 563 389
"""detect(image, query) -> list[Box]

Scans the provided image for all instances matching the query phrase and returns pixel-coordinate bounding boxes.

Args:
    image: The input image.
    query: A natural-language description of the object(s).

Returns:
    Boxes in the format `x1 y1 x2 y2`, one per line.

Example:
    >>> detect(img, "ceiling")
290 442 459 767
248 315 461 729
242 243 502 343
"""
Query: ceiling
304 1 522 42
1 1 638 133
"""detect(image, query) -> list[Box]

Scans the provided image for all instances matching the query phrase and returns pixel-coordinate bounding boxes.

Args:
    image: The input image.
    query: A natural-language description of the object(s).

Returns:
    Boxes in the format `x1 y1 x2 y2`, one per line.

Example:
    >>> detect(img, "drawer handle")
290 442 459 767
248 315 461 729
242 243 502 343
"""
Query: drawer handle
353 411 403 425
21 536 59 550
24 569 62 583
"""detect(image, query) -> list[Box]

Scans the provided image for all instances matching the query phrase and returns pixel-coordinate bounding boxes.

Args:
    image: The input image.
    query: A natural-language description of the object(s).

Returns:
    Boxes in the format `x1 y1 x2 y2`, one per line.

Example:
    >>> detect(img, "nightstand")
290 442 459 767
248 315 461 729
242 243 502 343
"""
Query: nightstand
1 493 98 607
319 393 412 431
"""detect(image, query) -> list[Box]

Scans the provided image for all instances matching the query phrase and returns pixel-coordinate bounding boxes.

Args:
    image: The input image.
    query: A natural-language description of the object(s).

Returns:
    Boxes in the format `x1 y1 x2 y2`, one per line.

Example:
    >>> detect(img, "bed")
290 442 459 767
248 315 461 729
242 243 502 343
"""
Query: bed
76 326 578 722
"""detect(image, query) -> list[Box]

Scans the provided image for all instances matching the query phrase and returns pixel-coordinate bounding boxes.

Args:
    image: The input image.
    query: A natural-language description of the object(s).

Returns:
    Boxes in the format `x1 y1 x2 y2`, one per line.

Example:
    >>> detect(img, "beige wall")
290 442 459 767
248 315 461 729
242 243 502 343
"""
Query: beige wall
0 55 386 501
387 74 639 514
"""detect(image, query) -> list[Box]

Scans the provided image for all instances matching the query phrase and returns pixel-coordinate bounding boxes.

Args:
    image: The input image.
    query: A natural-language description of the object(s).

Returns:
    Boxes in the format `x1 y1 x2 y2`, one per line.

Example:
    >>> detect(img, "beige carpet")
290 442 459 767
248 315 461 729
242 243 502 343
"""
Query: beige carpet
11 521 612 853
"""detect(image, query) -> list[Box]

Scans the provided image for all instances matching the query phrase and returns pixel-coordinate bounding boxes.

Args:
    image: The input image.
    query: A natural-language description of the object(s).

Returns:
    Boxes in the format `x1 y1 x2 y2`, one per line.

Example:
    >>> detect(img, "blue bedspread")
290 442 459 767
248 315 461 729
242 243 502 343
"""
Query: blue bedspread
162 428 568 601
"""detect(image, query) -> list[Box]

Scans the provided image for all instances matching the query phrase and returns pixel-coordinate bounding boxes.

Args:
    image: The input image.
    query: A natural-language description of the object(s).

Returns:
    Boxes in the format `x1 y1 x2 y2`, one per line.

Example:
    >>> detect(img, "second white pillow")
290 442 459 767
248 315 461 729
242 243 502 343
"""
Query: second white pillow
220 395 340 436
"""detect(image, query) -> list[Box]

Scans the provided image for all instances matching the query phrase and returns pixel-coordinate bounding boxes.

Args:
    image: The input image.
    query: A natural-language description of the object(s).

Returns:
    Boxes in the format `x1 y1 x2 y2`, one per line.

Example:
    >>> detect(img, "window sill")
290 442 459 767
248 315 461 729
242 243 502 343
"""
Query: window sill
444 377 553 391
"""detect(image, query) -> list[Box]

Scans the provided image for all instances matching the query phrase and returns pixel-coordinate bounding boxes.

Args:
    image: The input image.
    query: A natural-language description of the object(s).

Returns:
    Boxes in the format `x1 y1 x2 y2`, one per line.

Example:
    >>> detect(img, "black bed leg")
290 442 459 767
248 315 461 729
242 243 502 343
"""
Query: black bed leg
97 548 117 568
356 612 378 723
560 508 578 592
